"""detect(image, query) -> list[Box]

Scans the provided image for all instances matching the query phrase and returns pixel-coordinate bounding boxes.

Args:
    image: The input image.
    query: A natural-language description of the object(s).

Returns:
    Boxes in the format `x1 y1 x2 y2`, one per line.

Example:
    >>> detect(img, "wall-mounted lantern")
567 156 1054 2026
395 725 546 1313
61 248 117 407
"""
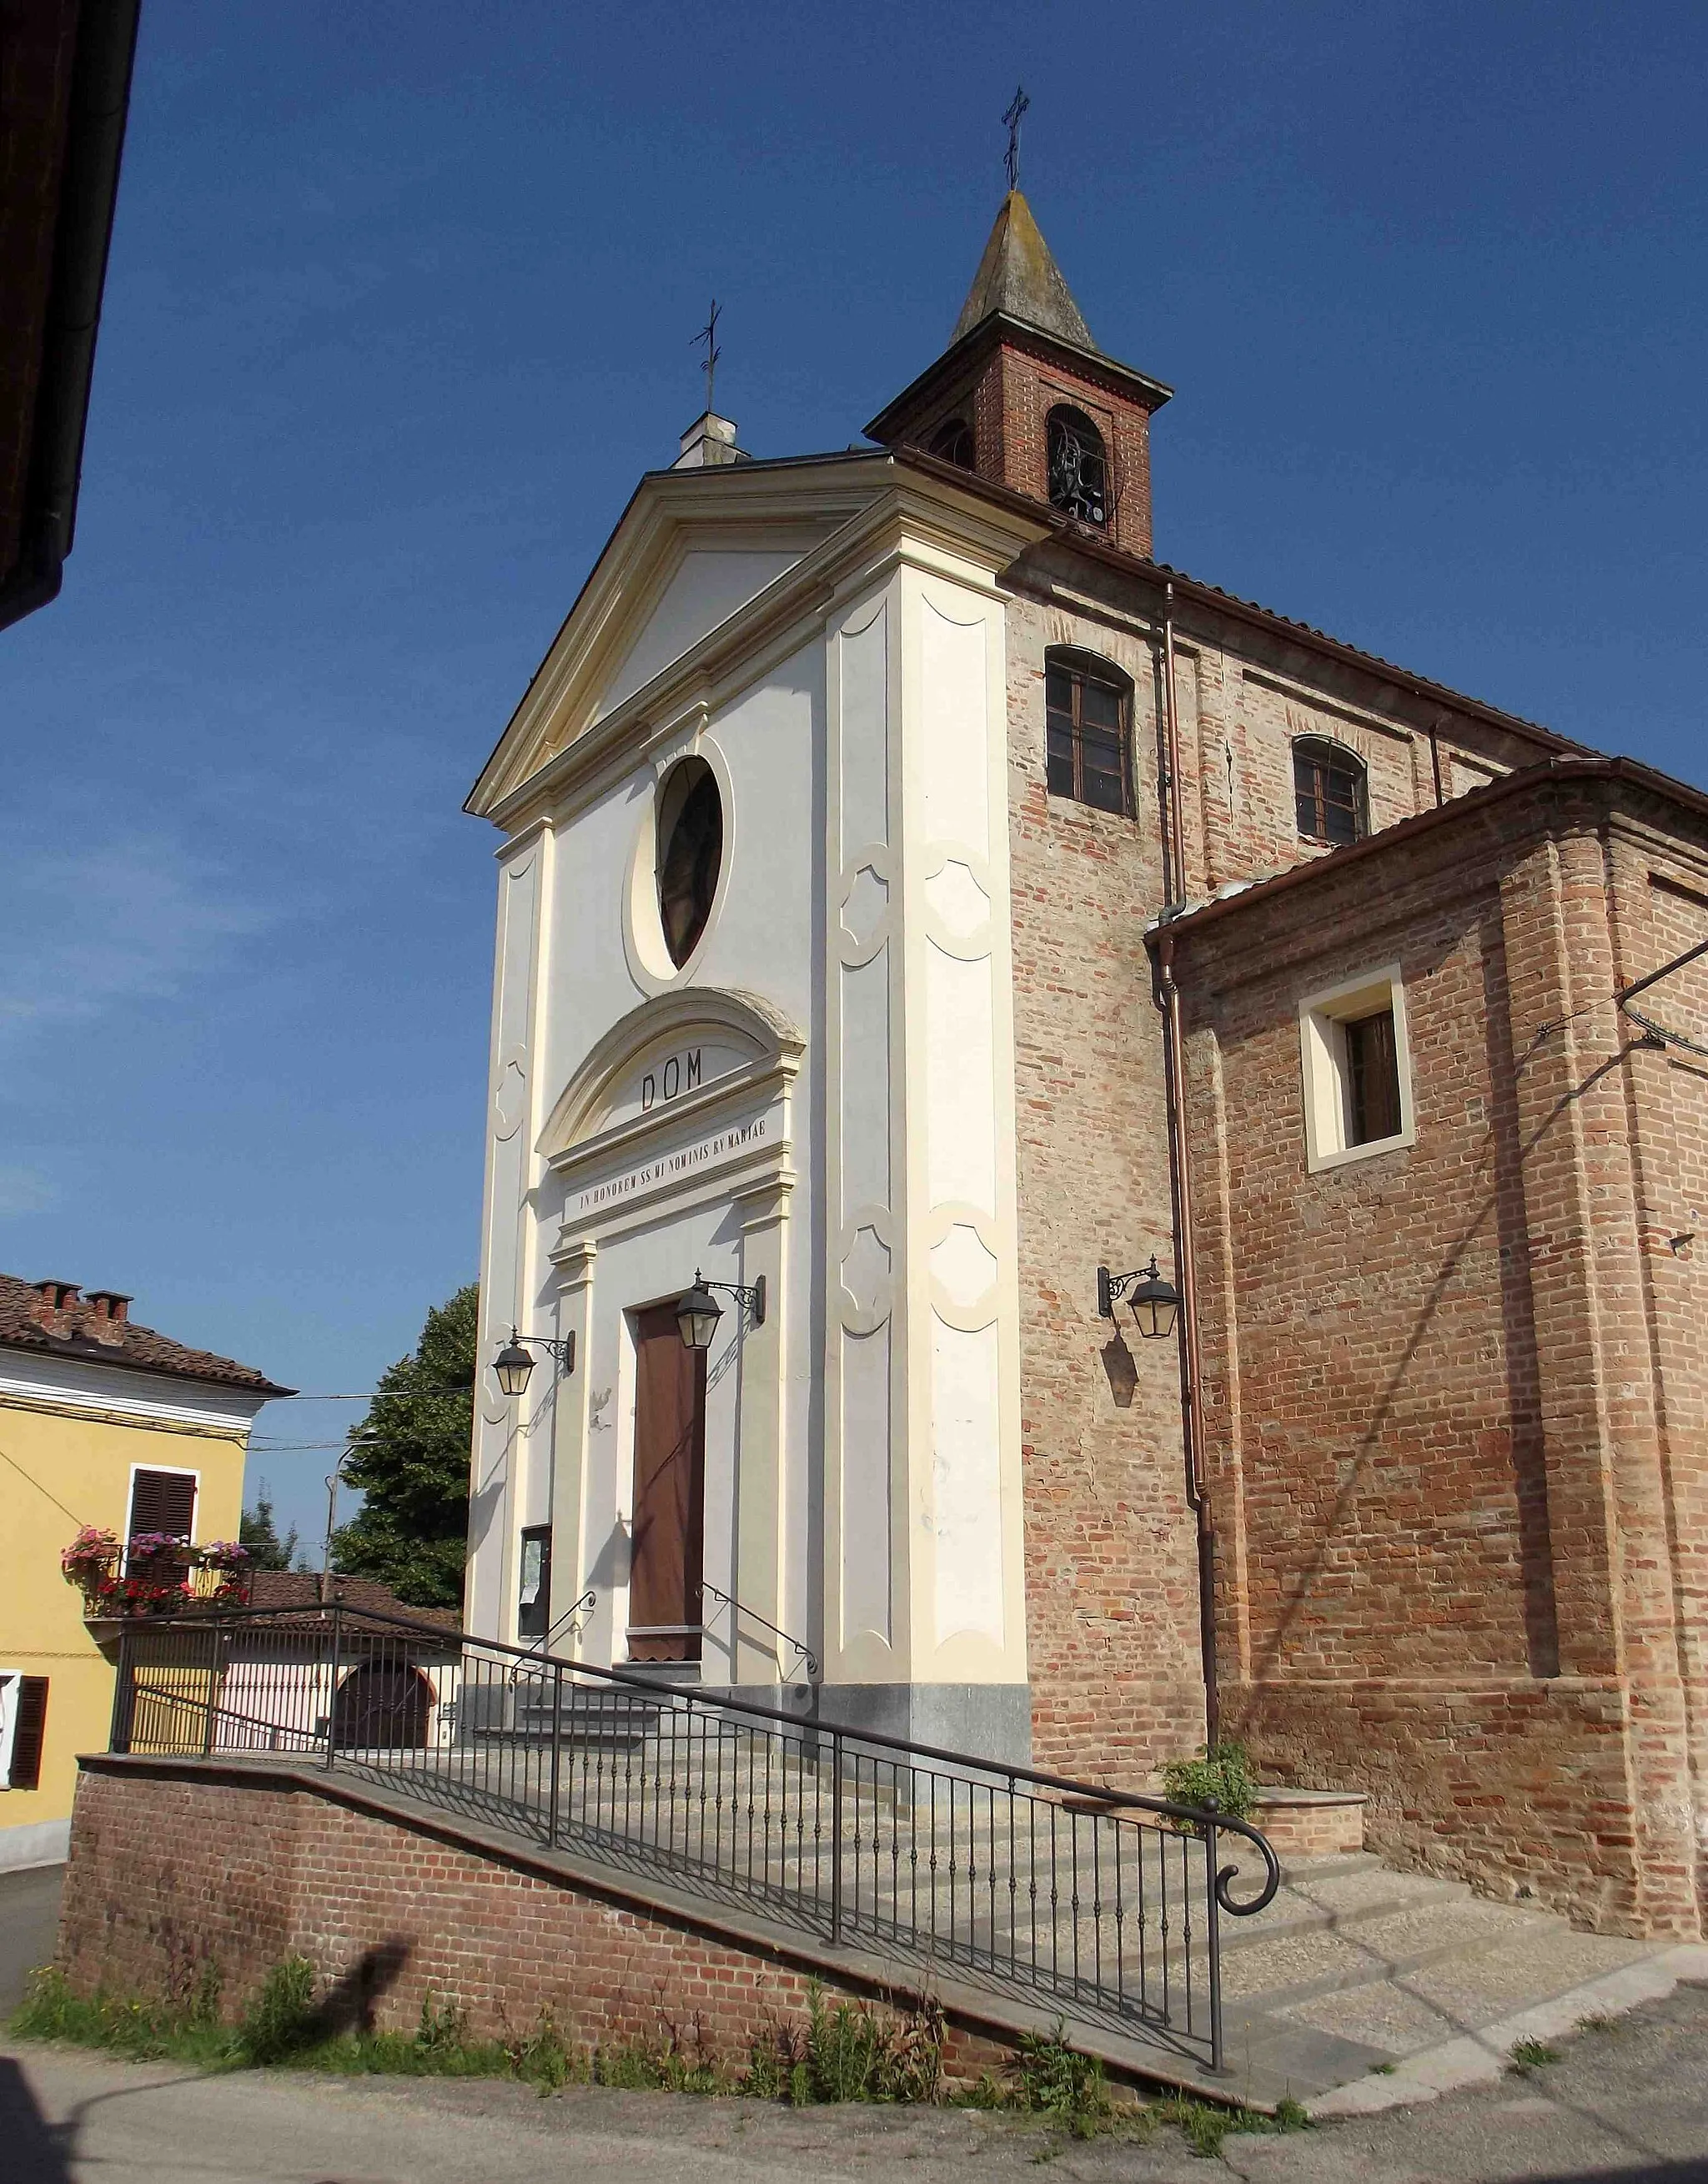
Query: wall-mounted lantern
675 1268 766 1353
1097 1256 1181 1342
492 1326 576 1399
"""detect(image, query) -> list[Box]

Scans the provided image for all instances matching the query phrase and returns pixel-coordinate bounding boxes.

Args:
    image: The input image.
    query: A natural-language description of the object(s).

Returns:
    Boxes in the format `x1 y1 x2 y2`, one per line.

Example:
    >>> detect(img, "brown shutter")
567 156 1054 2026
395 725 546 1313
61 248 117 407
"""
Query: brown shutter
128 1468 197 1540
10 1677 48 1790
1347 1010 1402 1145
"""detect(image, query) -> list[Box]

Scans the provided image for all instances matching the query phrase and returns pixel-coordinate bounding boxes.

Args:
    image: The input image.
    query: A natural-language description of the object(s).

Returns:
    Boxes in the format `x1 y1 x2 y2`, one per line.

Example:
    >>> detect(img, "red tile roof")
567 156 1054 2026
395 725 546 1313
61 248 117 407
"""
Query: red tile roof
247 1570 461 1631
0 1271 292 1395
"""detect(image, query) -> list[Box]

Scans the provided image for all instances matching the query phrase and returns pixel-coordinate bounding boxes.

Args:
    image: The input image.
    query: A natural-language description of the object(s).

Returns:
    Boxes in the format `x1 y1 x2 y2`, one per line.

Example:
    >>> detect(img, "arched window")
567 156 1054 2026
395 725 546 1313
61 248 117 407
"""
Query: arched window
1045 649 1133 816
656 756 723 966
927 416 976 471
1047 406 1108 526
1293 738 1367 847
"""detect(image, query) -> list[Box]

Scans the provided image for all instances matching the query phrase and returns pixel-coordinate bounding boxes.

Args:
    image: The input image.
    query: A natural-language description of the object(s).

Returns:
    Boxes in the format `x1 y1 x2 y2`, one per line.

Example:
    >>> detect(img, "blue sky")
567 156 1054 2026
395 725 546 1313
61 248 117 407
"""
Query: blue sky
4 2 1704 1549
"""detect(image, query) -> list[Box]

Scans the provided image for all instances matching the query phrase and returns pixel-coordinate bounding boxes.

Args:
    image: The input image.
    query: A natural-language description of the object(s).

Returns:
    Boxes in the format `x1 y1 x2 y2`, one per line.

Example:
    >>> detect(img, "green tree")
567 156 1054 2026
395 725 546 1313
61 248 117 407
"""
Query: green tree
239 1487 300 1573
331 1283 476 1608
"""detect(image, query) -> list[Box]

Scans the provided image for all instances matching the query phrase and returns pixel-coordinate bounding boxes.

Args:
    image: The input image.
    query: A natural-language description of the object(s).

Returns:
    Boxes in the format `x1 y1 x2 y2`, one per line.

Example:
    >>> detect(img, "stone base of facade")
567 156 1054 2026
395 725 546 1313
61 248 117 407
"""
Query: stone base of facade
799 1683 1033 1766
0 1816 71 1872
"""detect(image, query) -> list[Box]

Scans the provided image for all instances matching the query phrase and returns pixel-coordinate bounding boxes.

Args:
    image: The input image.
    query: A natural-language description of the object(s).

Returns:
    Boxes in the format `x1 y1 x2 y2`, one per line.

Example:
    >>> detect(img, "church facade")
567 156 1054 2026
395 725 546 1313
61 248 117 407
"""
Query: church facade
464 193 1707 1939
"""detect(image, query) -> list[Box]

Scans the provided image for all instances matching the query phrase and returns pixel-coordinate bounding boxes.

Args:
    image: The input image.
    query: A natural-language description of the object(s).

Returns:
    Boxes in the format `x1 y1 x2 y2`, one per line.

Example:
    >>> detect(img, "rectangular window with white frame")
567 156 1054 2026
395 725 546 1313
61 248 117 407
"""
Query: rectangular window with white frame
123 1464 199 1583
1298 964 1415 1171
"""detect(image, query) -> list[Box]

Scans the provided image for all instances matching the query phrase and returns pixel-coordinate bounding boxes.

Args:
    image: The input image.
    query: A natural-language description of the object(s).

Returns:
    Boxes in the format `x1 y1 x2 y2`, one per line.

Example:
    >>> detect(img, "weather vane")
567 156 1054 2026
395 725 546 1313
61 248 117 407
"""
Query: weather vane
1002 83 1029 192
691 298 721 415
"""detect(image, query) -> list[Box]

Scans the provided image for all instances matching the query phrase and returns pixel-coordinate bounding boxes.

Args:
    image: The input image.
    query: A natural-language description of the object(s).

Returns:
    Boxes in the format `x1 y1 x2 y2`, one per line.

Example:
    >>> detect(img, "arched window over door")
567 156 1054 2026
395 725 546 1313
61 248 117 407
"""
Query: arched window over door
1047 406 1108 526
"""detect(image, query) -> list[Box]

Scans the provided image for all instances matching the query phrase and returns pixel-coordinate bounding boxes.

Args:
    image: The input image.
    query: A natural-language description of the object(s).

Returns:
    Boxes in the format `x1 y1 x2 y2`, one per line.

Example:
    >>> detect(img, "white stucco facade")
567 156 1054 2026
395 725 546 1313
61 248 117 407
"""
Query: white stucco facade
465 454 1047 1755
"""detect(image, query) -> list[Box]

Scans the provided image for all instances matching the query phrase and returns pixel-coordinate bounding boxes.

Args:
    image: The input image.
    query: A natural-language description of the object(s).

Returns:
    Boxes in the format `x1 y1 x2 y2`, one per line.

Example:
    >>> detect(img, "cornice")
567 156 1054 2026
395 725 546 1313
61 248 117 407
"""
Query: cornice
478 471 1047 836
466 458 895 818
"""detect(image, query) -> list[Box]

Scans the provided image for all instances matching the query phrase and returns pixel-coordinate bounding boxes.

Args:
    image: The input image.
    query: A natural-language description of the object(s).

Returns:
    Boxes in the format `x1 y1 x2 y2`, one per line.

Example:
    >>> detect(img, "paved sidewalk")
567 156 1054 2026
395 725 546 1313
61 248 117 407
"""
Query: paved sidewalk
5 1979 1708 2183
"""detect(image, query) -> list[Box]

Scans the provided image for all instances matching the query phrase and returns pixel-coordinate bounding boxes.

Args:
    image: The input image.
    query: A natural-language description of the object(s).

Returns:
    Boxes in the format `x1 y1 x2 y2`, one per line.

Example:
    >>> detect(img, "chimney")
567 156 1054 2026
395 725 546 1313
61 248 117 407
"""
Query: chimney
672 411 747 470
83 1291 132 1346
33 1279 81 1314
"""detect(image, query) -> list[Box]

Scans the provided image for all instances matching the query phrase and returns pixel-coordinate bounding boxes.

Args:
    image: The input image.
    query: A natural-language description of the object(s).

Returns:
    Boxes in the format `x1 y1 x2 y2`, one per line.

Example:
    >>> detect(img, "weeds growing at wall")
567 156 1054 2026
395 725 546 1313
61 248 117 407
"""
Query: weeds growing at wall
10 1963 570 2091
1159 1740 1261 1824
12 1956 1308 2151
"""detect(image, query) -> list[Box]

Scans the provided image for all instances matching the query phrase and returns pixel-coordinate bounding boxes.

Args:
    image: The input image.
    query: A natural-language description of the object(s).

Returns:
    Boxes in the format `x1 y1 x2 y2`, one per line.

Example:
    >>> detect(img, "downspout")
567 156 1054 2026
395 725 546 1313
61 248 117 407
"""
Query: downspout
1155 581 1219 1745
1162 584 1188 904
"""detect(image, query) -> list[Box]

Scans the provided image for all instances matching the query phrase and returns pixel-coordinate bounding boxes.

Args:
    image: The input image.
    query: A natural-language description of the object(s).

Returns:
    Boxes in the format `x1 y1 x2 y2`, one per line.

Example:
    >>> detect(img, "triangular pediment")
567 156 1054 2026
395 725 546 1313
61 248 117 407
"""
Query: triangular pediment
466 457 893 819
593 546 804 721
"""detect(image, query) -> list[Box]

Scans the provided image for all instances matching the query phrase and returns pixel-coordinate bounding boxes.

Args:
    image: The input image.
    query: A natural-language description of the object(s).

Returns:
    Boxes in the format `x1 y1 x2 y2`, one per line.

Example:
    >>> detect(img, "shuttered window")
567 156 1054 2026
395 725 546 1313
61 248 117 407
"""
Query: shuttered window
127 1468 197 1541
3 1676 49 1790
1345 1009 1403 1145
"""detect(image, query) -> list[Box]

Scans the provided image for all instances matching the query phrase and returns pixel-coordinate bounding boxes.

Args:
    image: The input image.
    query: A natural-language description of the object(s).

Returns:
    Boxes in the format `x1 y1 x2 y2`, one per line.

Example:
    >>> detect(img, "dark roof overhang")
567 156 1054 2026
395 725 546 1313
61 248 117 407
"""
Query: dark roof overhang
891 445 1585 762
864 313 1173 447
0 0 140 633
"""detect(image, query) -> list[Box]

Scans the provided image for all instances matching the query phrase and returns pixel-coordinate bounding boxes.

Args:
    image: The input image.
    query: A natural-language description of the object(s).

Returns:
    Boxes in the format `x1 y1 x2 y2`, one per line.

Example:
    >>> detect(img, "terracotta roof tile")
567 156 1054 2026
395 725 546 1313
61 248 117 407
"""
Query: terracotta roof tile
247 1571 461 1631
0 1271 291 1395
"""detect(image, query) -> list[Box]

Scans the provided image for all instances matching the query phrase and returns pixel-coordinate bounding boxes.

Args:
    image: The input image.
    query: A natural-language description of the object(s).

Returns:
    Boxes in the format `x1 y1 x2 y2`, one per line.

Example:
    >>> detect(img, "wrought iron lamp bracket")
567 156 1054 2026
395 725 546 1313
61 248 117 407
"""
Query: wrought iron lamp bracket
521 1330 575 1373
1098 1259 1158 1316
705 1272 766 1329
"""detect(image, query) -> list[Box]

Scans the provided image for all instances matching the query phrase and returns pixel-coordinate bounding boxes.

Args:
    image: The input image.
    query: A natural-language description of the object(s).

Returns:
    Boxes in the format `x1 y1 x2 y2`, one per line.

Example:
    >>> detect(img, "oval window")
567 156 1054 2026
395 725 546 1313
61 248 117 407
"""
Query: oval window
656 756 723 968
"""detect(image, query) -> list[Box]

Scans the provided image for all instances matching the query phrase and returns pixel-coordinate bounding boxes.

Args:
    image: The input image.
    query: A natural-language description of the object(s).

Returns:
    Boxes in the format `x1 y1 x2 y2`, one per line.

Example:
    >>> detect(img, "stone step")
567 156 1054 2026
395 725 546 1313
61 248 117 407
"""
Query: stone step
1218 1894 1564 2003
1260 1916 1658 2058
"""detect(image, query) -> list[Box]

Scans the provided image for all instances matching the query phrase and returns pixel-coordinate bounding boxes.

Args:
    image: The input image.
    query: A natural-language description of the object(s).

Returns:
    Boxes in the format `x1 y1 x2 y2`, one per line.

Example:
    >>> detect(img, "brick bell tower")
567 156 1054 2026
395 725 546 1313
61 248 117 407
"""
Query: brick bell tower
866 189 1171 557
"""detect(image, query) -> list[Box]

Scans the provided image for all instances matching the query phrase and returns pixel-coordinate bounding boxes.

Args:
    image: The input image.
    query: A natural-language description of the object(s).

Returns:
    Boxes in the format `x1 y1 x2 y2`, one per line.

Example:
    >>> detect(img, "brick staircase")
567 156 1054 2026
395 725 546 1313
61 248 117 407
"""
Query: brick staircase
110 1611 1698 2111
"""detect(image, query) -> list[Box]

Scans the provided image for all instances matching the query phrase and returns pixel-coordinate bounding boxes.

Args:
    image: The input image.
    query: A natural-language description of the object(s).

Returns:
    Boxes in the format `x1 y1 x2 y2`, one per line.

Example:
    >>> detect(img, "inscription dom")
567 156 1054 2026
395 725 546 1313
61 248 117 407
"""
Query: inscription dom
639 1046 701 1113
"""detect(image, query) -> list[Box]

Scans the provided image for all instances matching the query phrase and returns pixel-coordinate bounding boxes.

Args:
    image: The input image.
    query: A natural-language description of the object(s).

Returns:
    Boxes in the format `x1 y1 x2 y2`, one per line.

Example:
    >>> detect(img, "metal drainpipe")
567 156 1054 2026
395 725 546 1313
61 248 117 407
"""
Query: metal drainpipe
1162 584 1188 905
1156 586 1219 1747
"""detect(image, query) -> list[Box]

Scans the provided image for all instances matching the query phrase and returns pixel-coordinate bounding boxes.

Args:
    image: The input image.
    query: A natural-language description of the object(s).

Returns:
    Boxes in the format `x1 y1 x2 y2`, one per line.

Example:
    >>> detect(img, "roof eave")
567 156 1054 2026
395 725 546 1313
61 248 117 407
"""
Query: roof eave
890 446 1584 762
0 1329 293 1400
1144 756 1708 947
864 314 1173 445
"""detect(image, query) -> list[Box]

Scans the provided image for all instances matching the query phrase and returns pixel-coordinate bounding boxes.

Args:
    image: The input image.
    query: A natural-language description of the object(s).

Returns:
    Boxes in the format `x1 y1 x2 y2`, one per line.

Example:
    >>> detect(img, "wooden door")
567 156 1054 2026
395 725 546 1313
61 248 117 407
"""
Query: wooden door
331 1660 431 1750
628 1302 706 1661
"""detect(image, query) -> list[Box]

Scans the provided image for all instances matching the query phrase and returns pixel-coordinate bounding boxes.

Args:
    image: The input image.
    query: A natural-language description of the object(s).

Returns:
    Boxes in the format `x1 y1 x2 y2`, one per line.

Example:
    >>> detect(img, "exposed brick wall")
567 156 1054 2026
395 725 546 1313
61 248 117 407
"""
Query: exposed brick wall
888 333 1158 556
58 1763 1014 2078
981 345 1155 558
1162 771 1708 1937
998 559 1570 1789
1003 592 1203 1779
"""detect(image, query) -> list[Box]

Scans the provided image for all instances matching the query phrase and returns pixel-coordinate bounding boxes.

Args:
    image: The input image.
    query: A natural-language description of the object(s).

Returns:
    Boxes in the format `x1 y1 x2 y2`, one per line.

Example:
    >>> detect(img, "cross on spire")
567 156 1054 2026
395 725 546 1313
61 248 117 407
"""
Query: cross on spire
691 299 721 415
1002 83 1029 192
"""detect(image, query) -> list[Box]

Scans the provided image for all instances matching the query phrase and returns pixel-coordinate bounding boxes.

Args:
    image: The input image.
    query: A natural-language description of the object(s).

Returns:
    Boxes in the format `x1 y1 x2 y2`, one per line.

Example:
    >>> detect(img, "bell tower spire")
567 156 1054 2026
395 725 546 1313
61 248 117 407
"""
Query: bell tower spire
865 163 1171 557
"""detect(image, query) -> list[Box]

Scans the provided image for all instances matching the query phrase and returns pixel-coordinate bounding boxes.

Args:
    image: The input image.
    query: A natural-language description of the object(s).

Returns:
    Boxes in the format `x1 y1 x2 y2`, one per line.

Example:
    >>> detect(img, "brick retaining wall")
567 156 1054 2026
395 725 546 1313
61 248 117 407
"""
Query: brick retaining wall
56 1761 1027 2082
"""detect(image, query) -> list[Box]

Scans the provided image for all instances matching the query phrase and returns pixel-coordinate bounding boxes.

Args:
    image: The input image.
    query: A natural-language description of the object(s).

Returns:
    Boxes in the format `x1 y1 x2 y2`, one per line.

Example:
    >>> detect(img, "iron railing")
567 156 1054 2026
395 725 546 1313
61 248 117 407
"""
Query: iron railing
108 1605 1278 2071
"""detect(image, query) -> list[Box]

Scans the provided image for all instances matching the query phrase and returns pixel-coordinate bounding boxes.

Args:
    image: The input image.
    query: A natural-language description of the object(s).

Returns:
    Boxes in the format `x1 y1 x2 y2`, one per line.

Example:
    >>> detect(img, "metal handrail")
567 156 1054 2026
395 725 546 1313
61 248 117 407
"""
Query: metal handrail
511 1591 596 1680
696 1580 820 1683
115 1598 1280 1906
111 1601 1281 2071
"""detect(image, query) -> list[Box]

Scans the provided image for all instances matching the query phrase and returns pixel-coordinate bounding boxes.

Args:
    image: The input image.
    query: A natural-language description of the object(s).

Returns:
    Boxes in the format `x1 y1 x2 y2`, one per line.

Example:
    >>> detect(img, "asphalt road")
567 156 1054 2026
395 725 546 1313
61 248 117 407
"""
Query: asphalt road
0 1864 63 2015
3 1981 1708 2184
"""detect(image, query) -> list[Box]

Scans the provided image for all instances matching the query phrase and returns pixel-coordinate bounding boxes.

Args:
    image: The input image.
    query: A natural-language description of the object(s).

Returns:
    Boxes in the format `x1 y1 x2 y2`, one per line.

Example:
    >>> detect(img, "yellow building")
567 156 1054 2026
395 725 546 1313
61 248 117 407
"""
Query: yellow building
0 1274 288 1869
